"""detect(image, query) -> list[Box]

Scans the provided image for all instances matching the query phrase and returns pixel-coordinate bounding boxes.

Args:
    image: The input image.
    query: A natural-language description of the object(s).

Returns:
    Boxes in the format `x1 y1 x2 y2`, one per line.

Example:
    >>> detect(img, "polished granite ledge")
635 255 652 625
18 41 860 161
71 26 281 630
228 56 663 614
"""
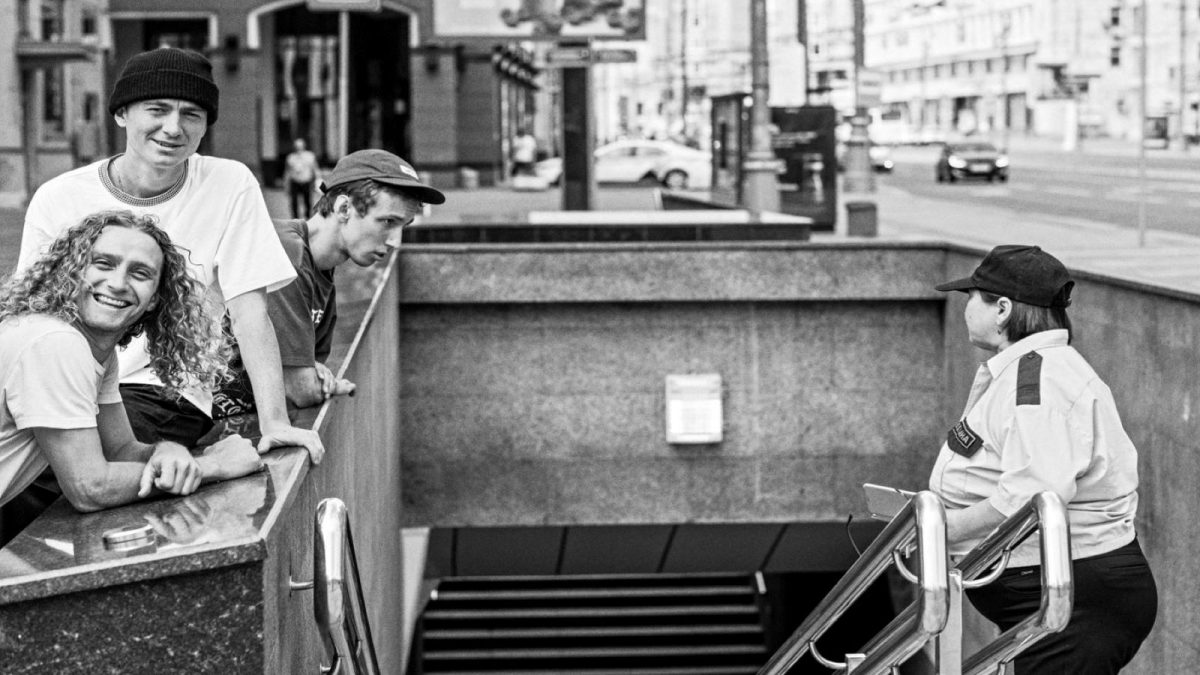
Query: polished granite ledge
0 259 391 608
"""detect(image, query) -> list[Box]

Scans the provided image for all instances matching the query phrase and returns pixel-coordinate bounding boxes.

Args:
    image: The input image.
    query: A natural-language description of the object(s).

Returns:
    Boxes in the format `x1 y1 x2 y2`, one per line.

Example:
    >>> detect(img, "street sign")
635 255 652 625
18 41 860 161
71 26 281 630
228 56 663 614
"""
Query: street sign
545 47 637 68
546 46 592 67
591 49 637 64
857 69 883 108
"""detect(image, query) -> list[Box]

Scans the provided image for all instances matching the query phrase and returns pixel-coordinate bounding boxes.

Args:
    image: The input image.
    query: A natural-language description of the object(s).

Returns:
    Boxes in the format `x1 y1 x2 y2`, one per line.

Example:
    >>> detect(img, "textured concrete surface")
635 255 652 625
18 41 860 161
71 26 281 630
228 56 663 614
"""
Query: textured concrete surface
399 244 950 528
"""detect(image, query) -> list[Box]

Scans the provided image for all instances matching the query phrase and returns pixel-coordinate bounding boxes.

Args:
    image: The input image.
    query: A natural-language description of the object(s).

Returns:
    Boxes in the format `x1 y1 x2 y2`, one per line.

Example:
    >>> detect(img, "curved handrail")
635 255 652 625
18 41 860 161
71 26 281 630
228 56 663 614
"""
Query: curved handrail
757 491 949 675
956 492 1073 675
313 498 381 675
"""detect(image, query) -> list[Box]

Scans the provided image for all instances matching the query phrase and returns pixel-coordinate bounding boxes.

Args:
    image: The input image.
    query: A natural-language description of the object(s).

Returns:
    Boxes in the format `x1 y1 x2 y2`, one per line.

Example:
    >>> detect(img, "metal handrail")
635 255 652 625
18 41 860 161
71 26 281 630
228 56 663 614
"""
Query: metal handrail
757 491 950 675
313 498 381 675
954 492 1073 675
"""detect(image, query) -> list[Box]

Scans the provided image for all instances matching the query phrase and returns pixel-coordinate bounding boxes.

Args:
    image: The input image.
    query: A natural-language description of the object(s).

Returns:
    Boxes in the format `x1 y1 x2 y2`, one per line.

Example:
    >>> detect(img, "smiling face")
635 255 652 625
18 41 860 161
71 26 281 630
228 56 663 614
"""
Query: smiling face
115 98 208 172
75 226 163 351
337 189 421 266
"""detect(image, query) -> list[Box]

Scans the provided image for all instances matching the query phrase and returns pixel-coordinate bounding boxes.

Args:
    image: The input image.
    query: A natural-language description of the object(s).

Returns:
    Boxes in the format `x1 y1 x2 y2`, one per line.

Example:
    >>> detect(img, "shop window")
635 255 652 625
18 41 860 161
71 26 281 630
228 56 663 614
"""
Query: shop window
41 66 66 141
143 19 208 51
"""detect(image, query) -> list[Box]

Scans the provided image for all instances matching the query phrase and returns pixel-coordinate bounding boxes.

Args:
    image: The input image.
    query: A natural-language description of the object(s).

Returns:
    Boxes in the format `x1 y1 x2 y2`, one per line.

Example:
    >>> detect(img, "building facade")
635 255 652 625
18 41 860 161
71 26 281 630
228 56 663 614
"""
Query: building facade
863 0 1200 145
2 0 109 208
0 0 539 205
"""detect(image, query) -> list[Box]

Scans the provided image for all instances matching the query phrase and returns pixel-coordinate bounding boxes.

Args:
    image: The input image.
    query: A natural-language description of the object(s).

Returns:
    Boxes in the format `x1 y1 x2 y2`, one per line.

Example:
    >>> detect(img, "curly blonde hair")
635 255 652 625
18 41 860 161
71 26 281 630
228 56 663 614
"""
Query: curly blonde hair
0 210 232 392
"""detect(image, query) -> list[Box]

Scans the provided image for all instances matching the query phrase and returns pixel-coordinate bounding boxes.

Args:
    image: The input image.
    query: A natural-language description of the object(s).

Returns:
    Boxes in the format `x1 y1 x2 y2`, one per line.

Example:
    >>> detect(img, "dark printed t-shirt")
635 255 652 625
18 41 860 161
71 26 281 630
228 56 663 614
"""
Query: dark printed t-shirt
212 219 337 418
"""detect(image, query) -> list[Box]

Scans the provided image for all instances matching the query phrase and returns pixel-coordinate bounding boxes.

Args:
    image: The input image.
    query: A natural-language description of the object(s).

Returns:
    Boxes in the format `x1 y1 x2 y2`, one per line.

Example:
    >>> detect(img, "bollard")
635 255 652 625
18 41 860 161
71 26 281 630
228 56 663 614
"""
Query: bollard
845 200 878 237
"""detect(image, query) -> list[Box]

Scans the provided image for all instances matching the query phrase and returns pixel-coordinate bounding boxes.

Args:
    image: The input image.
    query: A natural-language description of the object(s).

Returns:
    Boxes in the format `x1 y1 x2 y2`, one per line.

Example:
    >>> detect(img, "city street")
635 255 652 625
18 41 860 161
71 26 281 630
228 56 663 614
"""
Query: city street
885 141 1200 237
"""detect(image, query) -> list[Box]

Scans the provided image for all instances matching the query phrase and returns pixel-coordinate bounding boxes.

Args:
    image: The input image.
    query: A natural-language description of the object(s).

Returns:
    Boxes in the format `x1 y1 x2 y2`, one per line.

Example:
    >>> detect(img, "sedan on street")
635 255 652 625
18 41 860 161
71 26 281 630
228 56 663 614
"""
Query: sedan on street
536 139 713 190
935 141 1009 183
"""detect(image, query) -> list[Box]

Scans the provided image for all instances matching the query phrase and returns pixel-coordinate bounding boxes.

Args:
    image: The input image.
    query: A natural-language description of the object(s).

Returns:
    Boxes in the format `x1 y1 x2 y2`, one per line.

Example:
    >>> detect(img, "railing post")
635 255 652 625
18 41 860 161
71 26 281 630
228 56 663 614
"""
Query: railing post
934 569 964 675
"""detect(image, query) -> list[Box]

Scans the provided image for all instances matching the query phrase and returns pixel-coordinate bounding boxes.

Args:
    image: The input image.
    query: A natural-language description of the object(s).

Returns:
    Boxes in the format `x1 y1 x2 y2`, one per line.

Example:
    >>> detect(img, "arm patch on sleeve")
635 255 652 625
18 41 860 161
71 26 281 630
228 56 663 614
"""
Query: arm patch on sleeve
1016 352 1042 406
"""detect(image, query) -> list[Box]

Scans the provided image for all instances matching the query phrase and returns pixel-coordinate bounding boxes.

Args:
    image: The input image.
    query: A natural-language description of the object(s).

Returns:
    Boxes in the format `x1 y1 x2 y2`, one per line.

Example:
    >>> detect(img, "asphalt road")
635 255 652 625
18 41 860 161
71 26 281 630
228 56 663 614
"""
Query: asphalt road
884 145 1200 236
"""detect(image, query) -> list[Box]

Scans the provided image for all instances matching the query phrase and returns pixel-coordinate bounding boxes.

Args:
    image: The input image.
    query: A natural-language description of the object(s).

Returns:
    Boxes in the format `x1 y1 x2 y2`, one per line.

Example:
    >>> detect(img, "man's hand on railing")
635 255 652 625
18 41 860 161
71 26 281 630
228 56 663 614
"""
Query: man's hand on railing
257 424 325 465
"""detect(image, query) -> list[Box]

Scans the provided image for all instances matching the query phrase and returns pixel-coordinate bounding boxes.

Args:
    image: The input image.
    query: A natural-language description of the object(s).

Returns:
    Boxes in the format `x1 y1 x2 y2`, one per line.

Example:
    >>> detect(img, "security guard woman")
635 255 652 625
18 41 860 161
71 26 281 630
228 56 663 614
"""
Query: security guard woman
931 245 1157 674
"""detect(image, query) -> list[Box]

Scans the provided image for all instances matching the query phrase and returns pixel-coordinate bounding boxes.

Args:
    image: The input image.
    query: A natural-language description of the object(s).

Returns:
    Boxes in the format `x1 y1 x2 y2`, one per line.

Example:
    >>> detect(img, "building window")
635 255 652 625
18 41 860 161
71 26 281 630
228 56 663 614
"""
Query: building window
17 0 31 38
41 66 66 141
82 9 97 37
1110 6 1121 28
82 92 100 122
40 0 65 41
1111 46 1121 67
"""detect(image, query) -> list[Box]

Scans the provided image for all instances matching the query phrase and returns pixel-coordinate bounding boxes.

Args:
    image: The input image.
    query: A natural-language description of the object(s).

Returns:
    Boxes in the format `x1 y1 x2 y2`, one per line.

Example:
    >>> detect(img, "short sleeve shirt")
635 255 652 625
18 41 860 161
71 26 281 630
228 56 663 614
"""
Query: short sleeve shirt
211 219 337 417
929 329 1139 566
17 154 297 415
0 315 120 506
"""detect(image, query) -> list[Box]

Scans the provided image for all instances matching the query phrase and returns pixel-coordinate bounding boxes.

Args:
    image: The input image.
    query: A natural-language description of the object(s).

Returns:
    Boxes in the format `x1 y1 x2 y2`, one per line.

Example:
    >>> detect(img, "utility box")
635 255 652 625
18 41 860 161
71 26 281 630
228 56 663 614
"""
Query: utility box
708 97 837 231
845 200 878 237
772 105 838 231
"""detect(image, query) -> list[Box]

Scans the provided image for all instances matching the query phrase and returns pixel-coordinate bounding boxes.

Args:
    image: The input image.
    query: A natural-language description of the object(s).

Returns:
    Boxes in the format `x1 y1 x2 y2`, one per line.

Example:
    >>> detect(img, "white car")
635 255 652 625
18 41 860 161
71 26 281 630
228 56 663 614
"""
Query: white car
535 139 712 190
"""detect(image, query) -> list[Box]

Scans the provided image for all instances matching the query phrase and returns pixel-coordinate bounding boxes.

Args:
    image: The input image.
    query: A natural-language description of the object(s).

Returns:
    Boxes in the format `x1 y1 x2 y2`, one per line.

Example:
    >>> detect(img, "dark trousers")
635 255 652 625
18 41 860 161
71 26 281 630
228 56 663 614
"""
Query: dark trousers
120 383 214 448
967 538 1157 674
289 180 313 218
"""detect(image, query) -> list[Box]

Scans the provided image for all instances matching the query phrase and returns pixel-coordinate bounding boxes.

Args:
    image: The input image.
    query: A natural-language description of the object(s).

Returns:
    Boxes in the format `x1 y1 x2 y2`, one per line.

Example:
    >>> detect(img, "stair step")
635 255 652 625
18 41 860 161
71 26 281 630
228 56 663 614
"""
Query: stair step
427 662 753 667
424 644 768 660
423 624 761 640
436 585 754 602
424 605 760 620
439 573 750 586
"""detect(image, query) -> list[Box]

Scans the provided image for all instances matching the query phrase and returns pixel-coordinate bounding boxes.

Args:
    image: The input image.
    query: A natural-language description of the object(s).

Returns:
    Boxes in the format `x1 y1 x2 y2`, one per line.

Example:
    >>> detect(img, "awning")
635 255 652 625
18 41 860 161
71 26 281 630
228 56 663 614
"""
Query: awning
16 39 94 68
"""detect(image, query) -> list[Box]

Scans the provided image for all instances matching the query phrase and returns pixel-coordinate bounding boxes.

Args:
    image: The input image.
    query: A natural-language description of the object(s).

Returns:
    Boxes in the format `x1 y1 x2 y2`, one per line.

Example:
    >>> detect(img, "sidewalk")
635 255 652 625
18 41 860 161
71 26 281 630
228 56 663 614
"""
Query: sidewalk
266 182 1200 297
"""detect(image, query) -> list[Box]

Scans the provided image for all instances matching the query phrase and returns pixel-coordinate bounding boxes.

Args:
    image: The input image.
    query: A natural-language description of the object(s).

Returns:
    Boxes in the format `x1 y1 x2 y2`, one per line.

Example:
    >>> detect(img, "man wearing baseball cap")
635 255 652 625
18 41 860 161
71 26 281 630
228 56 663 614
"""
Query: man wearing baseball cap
212 149 445 416
17 47 323 464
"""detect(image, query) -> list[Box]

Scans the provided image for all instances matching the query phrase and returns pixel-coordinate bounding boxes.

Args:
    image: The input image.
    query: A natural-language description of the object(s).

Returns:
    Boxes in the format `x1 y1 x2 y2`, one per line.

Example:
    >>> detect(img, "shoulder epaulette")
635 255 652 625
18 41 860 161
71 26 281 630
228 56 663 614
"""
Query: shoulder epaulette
1016 352 1042 406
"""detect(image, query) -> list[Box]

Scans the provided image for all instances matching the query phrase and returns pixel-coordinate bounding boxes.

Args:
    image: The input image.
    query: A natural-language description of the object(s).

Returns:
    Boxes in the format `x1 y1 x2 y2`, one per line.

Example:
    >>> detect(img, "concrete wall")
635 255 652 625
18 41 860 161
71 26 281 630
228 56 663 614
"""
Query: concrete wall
398 243 951 527
398 242 1199 673
941 249 1200 675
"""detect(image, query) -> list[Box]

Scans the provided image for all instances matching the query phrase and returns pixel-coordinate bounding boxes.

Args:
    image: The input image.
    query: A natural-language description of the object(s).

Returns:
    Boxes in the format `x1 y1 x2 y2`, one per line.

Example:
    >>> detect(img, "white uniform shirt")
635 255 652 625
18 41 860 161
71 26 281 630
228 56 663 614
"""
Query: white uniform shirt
18 154 296 416
930 329 1139 567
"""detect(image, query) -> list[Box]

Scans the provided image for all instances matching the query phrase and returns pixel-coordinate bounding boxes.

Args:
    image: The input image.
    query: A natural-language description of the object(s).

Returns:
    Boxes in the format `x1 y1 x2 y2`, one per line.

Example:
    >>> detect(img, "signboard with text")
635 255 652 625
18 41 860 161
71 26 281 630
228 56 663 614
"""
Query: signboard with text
306 0 381 11
545 47 637 67
434 0 646 41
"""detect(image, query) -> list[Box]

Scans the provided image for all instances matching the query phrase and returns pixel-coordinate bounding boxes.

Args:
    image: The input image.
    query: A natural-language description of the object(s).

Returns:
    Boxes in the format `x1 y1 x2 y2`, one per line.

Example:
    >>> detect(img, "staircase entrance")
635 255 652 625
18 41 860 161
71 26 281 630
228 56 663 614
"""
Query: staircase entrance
411 573 769 674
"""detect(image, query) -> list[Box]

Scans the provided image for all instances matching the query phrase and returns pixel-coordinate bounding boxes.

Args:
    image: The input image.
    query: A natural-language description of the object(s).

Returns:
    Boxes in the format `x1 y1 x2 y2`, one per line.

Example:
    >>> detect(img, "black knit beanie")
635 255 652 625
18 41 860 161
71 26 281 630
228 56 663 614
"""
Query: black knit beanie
108 47 219 124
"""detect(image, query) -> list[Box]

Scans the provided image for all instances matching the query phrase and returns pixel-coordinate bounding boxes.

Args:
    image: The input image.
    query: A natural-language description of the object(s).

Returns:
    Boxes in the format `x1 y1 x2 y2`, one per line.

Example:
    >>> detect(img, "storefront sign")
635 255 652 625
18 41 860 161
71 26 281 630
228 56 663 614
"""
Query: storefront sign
434 0 647 41
306 0 381 11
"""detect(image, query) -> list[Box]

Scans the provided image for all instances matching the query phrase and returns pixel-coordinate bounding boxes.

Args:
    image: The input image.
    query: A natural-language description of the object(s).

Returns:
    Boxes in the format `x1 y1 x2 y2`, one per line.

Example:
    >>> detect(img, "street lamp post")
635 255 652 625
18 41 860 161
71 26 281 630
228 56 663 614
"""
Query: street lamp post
1138 0 1148 246
998 14 1011 151
843 0 875 194
743 0 781 212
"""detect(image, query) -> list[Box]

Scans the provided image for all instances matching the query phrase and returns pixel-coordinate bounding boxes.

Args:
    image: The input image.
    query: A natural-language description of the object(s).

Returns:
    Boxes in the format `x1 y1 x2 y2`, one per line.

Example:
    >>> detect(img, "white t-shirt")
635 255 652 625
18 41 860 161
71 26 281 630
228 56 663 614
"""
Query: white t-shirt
18 154 297 415
0 315 121 506
512 134 537 163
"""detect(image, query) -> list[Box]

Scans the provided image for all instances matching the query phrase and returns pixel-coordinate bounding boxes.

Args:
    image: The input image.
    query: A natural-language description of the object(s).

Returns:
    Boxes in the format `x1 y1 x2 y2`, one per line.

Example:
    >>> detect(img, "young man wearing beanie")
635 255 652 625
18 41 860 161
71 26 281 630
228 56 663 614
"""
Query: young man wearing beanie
17 47 323 464
212 150 446 417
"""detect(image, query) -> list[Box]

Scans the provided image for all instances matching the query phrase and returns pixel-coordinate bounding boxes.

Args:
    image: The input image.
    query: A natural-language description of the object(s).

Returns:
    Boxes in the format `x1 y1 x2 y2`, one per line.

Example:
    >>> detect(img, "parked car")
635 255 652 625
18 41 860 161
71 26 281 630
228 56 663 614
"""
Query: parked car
935 141 1009 183
535 139 713 190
